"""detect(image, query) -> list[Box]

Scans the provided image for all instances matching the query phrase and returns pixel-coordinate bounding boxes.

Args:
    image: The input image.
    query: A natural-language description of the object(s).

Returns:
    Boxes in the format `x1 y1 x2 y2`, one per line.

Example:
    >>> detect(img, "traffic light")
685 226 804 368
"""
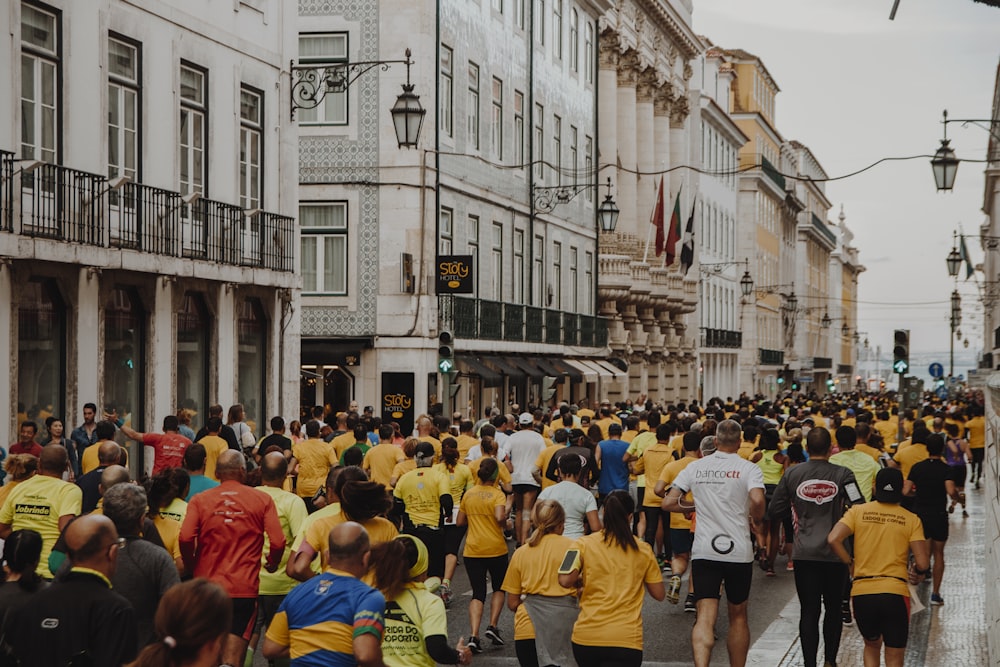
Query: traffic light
438 330 455 373
892 329 910 374
541 376 557 401
777 377 785 385
791 382 799 391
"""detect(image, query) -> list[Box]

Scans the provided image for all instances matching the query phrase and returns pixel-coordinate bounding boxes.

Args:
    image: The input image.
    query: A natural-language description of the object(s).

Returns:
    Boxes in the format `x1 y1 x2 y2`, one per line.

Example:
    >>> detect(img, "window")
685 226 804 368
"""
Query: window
569 246 578 312
468 215 480 296
19 280 65 443
491 78 503 160
534 103 544 180
536 0 546 45
177 292 210 424
239 86 263 209
297 33 348 124
584 134 593 202
514 229 525 303
491 222 503 300
584 251 593 314
569 125 578 185
107 36 139 183
105 287 146 448
179 64 207 196
552 0 563 59
300 203 348 295
439 207 453 254
552 241 562 308
237 298 267 437
584 21 594 83
569 8 579 72
513 90 524 166
552 115 561 185
440 45 453 137
21 3 59 163
468 62 480 150
533 234 544 306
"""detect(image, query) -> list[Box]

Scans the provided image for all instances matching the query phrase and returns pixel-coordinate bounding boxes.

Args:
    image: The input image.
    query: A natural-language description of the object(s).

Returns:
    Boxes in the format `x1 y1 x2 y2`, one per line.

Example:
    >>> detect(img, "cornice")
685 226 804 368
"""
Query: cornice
633 0 701 60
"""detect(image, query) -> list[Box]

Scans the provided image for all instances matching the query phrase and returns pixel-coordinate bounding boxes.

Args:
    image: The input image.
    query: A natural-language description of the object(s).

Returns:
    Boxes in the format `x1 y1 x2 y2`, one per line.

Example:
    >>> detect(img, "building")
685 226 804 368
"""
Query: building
980 61 1000 373
1 0 299 475
831 207 865 388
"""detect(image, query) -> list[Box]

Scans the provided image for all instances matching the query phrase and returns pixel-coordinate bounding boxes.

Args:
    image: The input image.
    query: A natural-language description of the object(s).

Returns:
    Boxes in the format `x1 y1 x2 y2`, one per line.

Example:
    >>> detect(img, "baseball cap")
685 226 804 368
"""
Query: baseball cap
874 468 904 503
518 412 534 426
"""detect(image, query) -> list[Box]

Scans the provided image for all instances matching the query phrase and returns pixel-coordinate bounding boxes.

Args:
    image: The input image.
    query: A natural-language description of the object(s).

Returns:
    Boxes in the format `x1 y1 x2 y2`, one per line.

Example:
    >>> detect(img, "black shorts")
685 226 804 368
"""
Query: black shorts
949 464 967 488
918 512 949 542
512 483 540 496
254 594 286 634
852 593 910 649
443 523 467 556
691 559 753 604
465 554 508 602
231 597 259 641
670 528 693 556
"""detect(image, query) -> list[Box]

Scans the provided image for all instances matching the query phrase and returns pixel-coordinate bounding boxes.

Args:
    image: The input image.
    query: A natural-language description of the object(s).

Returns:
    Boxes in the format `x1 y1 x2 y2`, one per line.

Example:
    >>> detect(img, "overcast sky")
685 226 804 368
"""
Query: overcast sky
694 0 1000 362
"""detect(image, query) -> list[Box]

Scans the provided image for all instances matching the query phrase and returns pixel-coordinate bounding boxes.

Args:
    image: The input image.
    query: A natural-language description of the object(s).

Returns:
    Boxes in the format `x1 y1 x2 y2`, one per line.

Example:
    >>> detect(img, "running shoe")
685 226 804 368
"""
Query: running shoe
684 594 697 613
666 575 682 604
766 566 775 577
439 582 452 608
786 560 794 572
467 637 483 654
485 625 505 646
963 510 970 518
931 593 945 606
841 601 853 626
948 502 956 514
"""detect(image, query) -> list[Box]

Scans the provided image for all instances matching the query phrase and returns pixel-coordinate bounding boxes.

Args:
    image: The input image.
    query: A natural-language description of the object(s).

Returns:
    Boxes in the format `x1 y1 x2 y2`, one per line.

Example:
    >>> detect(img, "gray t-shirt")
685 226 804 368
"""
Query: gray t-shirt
767 460 863 562
538 481 597 539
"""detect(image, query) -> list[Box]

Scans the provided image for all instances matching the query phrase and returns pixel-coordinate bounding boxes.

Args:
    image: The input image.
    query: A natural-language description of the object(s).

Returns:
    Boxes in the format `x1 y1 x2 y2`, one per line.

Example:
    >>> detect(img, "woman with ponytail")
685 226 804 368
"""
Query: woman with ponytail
501 500 578 667
558 489 665 667
434 437 474 606
128 578 231 667
146 468 191 573
371 535 472 667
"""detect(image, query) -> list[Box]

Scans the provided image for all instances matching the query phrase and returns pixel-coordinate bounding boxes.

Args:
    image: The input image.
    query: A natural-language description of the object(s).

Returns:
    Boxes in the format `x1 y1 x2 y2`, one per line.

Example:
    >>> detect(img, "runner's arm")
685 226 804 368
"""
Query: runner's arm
286 542 318 582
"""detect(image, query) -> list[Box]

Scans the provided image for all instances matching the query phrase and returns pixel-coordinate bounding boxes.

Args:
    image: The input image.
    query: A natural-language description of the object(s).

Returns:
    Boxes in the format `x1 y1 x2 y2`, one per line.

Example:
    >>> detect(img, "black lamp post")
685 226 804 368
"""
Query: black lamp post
946 244 962 277
950 289 962 376
739 265 754 298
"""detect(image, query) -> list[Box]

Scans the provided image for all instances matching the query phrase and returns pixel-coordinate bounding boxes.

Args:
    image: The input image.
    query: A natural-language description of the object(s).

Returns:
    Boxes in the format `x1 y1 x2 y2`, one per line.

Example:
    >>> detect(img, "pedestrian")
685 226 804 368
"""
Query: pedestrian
827 467 930 667
750 427 787 574
120 415 192 476
508 413 547 546
390 437 420 488
767 428 864 667
631 424 678 571
263 522 387 667
435 437 474 606
537 453 601 539
392 442 452 581
0 454 38 508
195 417 229 481
830 426 880 503
661 419 766 667
0 529 47 647
8 422 41 459
70 402 99 475
76 440 124 513
595 423 630 503
965 404 985 488
40 416 78 480
182 443 221 501
194 404 241 452
942 423 970 517
558 489 665 667
80 419 122 474
653 430 702 610
292 420 338 512
364 425 405 487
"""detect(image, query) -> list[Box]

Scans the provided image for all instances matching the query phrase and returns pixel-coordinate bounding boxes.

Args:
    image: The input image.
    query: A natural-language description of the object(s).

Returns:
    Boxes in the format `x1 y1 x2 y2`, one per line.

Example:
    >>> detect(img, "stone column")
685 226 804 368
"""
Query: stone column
616 49 640 239
217 286 236 407
653 85 673 202
76 267 101 418
668 87 690 235
152 278 175 435
598 29 619 207
635 68 658 233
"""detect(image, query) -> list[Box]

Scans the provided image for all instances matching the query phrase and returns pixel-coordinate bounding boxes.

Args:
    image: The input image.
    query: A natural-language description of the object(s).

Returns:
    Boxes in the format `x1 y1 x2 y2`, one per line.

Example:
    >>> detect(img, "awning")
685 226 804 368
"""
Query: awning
532 357 565 380
482 355 526 382
458 356 503 388
510 357 546 381
547 357 583 382
591 358 625 380
575 358 613 381
565 358 598 383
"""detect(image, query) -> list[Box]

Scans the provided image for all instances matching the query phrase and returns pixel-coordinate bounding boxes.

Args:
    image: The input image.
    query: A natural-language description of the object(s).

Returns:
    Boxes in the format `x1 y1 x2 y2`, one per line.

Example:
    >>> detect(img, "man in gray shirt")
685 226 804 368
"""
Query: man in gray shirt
537 454 600 539
768 427 863 667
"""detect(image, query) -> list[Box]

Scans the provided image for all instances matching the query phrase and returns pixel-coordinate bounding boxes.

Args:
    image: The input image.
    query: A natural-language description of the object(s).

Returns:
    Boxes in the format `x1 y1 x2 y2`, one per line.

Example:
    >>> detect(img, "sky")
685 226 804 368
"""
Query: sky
693 0 1000 368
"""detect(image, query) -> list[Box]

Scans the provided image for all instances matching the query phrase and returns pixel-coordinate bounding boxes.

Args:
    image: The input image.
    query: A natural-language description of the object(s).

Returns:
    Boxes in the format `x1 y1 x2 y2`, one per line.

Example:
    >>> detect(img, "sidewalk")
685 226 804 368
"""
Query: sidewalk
748 486 989 667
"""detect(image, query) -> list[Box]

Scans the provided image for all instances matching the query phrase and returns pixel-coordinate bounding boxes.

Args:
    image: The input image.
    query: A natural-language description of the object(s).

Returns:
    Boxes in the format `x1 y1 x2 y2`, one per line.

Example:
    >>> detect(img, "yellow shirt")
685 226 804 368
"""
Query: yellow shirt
305 513 398 569
0 475 82 577
159 497 187 524
393 468 450 527
533 445 562 490
641 444 675 507
418 435 443 461
855 443 883 464
839 502 924 597
967 416 985 449
153 514 183 568
81 443 102 475
875 421 898 445
434 462 474 509
893 444 928 479
329 431 357 459
570 533 662 650
658 457 696 529
593 418 613 440
460 484 508 558
737 442 757 460
255 485 308 596
501 533 576 640
290 502 341 576
292 438 337 498
390 460 417 487
468 456 511 489
830 449 881 502
0 481 20 509
363 443 404 487
197 434 229 481
456 435 479 460
626 431 657 488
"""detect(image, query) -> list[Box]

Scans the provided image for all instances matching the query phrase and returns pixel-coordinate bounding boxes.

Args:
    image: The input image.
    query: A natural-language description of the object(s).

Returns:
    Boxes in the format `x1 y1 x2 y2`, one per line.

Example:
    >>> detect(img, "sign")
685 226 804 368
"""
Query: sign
381 372 415 437
797 376 814 384
435 255 475 294
935 385 949 400
928 362 944 378
438 358 454 374
892 360 909 374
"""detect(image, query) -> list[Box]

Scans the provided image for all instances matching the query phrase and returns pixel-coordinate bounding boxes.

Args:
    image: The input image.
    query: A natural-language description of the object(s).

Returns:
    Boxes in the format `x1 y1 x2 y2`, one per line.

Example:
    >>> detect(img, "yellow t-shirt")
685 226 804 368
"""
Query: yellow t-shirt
501 533 576 640
0 475 82 577
153 514 183 568
593 418 613 440
641 444 675 507
292 438 337 498
456 435 479 460
305 514 398 569
570 533 662 650
390 460 417 487
159 497 187 524
839 502 924 597
468 456 512 489
433 462 474 510
658 457 695 529
81 443 102 475
626 431 657 488
393 468 451 527
329 431 356 459
737 442 757 460
197 434 229 481
533 445 562 490
855 443 883 464
255 485 308 596
967 416 985 449
364 444 404 487
460 484 508 558
382 583 448 667
418 435 443 461
290 502 341 576
893 444 928 479
875 421 898 445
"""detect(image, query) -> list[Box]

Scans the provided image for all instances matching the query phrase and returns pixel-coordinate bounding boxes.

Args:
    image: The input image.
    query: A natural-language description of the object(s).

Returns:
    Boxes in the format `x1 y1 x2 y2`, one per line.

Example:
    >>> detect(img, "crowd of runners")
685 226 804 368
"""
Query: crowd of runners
0 388 985 667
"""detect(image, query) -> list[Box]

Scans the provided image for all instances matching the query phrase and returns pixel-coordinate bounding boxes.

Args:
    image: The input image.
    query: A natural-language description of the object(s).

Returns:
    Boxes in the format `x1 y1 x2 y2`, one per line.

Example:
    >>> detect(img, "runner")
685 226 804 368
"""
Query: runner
392 442 452 581
653 430 701 610
537 453 601 539
942 423 970 517
434 438 474 607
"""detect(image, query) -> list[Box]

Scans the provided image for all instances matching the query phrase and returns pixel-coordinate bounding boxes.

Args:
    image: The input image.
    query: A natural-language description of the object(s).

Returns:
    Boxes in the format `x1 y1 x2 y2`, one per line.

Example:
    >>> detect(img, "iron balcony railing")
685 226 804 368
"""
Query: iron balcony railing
442 295 608 347
700 327 743 349
21 162 105 245
759 348 784 366
837 363 852 375
760 156 786 190
811 212 837 245
0 151 13 232
813 356 833 370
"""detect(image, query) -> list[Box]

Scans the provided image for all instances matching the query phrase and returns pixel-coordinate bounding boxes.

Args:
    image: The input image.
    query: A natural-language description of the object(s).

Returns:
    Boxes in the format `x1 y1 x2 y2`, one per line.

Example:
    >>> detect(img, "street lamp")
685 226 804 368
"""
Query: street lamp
699 257 755 298
931 109 1000 192
596 178 620 233
821 311 831 328
786 292 798 312
740 266 754 298
946 244 962 277
950 289 962 376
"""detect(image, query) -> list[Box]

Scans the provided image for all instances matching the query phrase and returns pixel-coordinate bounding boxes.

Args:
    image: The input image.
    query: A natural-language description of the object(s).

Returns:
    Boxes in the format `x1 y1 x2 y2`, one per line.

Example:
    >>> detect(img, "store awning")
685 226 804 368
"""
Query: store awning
510 357 546 381
575 358 613 381
547 357 583 382
590 358 625 380
532 357 565 380
458 356 503 388
482 355 526 382
565 358 598 383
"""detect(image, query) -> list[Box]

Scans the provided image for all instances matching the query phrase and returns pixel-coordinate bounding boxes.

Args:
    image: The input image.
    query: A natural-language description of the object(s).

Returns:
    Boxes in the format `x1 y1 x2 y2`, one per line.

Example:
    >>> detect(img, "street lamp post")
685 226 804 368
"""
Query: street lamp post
951 289 962 377
931 109 1000 191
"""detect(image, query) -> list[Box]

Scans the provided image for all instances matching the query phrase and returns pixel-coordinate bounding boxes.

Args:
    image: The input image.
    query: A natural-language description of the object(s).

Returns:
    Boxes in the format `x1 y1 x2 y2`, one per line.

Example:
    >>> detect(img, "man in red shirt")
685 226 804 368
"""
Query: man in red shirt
9 421 43 458
180 450 285 667
120 415 191 475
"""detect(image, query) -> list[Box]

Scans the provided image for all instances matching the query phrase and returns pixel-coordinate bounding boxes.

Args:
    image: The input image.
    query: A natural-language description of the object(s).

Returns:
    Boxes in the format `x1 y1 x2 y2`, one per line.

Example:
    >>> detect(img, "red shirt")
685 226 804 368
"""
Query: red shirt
9 442 43 458
143 432 192 474
179 480 285 597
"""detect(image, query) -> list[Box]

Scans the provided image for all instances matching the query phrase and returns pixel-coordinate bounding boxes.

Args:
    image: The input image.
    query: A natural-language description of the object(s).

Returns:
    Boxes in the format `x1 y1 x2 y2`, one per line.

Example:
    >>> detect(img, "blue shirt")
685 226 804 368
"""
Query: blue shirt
597 438 631 495
185 475 220 501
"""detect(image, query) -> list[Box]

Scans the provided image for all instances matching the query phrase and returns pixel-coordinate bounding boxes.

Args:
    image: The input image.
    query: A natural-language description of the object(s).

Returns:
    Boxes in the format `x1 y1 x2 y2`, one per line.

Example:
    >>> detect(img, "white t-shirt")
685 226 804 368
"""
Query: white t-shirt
507 429 546 486
538 481 597 540
671 451 765 563
465 438 511 463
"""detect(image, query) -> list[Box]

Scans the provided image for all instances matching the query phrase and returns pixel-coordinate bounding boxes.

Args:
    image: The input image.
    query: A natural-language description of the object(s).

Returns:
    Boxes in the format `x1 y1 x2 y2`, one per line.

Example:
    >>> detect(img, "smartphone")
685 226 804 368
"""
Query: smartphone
557 549 580 575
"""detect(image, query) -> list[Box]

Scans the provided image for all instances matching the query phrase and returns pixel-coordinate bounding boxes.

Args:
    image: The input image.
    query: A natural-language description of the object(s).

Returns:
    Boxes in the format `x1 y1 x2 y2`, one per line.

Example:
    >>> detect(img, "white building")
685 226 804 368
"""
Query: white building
0 1 300 475
980 62 1000 373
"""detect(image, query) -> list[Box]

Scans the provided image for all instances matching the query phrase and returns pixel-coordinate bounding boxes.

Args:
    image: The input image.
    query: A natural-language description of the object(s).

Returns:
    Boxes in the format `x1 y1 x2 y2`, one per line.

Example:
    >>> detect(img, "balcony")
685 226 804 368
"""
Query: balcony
759 348 784 366
442 295 609 348
981 353 994 370
813 357 833 370
700 327 743 349
0 152 294 272
761 156 786 190
837 364 852 375
811 213 837 246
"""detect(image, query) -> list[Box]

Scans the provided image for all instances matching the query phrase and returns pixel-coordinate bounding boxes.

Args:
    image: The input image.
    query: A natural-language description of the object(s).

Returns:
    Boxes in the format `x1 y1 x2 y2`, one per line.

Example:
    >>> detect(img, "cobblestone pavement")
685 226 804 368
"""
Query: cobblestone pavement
752 485 989 667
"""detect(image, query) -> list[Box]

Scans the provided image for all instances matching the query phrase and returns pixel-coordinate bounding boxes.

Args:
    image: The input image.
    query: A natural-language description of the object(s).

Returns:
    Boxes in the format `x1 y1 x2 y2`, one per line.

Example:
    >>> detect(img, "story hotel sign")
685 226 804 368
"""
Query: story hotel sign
435 255 475 294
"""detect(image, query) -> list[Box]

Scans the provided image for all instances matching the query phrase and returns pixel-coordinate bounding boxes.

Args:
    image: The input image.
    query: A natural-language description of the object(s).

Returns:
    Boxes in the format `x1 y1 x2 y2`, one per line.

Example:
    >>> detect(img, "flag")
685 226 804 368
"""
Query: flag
664 188 682 265
959 234 974 279
680 200 696 275
651 177 666 257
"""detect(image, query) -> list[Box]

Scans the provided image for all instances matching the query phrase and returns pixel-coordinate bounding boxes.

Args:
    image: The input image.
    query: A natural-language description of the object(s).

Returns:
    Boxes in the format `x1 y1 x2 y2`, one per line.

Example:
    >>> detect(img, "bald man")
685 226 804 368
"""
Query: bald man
181 450 285 667
0 445 81 578
264 522 386 667
77 441 123 513
8 514 136 665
